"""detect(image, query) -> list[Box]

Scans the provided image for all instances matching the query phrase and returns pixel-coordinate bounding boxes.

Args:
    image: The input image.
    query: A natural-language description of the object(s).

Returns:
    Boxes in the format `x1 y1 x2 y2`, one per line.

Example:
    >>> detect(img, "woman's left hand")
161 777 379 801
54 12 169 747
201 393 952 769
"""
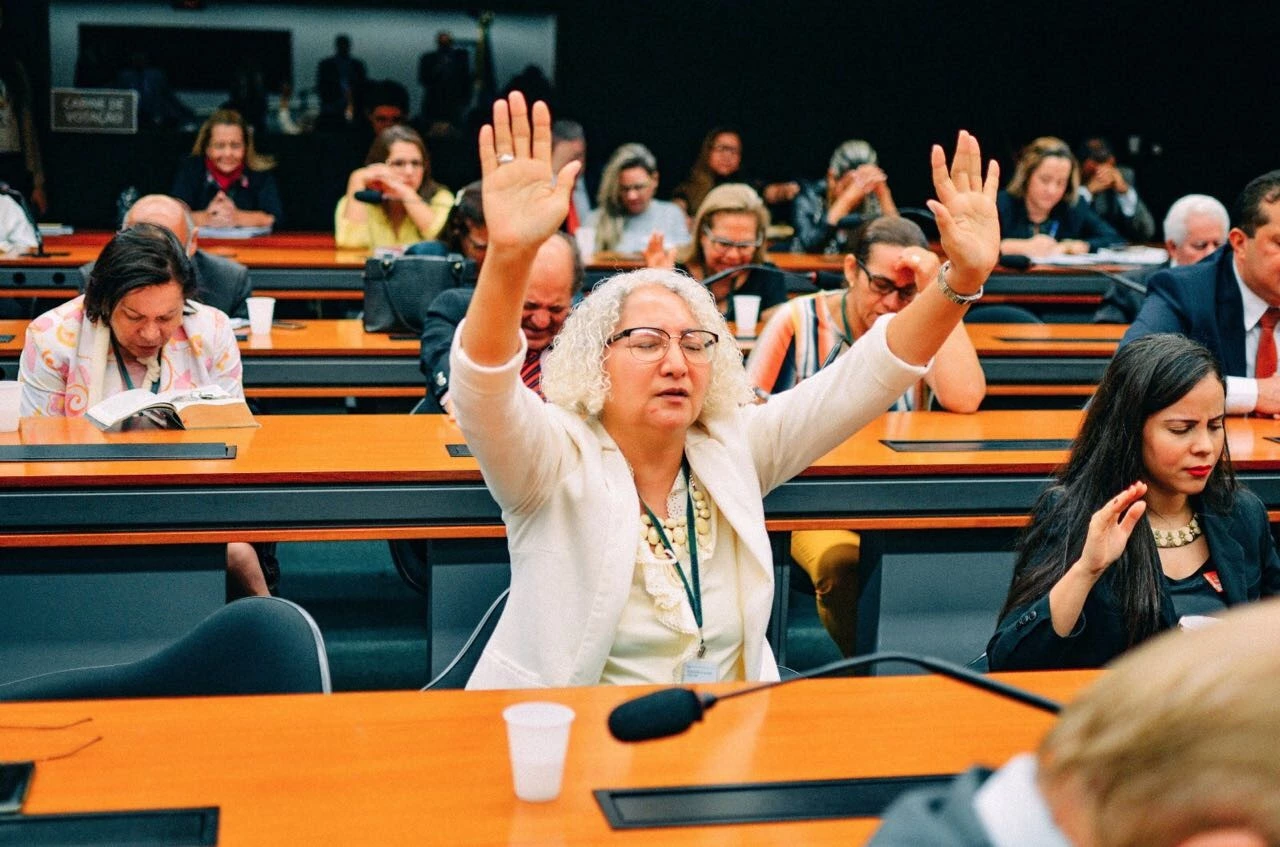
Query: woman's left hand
925 131 1000 292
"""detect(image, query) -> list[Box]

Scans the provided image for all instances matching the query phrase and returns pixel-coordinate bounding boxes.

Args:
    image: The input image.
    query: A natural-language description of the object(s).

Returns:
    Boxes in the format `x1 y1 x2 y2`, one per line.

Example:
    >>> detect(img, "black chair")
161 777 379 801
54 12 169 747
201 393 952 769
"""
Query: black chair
0 597 331 701
422 587 509 690
964 304 1044 324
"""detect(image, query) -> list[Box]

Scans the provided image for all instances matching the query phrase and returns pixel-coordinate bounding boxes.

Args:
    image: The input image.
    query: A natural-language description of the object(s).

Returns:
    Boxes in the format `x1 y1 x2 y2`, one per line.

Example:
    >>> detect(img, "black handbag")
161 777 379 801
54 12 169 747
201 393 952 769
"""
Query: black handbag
362 254 476 334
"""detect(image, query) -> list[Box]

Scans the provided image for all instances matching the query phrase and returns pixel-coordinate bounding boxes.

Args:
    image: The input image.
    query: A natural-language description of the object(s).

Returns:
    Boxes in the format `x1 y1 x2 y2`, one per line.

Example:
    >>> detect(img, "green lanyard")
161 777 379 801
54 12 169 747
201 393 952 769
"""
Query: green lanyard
112 339 160 394
639 460 704 656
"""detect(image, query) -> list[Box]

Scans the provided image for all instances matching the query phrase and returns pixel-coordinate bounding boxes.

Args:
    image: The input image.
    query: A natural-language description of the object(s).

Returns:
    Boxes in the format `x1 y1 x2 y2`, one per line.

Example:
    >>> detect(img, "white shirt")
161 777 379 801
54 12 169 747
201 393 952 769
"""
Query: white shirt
1227 260 1273 414
0 195 37 255
973 753 1073 847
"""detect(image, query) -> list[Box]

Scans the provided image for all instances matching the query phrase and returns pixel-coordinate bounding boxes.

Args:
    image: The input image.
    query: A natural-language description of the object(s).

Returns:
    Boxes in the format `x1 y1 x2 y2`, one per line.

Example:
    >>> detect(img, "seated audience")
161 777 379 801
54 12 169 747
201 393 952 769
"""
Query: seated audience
1121 171 1280 415
873 598 1280 846
437 181 488 265
18 224 271 598
451 94 999 689
335 125 454 249
793 139 900 255
419 231 580 414
997 136 1121 258
746 216 985 656
171 109 282 229
988 334 1280 671
1095 193 1229 324
1076 136 1156 242
81 194 251 320
0 194 36 255
672 127 800 217
362 79 411 144
663 183 786 323
589 143 690 255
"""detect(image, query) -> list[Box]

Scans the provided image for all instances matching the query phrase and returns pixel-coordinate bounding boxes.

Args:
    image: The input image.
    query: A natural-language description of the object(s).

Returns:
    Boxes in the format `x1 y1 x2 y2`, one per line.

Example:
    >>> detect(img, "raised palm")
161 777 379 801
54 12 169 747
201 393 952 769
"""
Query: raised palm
925 131 1001 285
479 93 579 252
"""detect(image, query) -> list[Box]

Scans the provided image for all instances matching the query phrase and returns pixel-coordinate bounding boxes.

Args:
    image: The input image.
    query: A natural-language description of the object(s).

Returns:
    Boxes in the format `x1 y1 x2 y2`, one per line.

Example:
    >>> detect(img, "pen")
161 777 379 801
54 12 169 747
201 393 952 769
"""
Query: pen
1046 221 1059 239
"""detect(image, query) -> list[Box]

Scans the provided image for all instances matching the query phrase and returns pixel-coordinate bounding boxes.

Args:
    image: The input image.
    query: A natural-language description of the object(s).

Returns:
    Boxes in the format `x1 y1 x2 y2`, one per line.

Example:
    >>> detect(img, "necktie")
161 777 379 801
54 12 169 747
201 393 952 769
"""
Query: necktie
1257 308 1280 379
521 349 544 398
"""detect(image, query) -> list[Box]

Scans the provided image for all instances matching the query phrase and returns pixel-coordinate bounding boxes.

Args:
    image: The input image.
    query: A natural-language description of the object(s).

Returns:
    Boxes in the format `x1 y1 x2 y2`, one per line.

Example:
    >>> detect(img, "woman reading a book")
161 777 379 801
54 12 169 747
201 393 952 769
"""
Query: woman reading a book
18 223 270 598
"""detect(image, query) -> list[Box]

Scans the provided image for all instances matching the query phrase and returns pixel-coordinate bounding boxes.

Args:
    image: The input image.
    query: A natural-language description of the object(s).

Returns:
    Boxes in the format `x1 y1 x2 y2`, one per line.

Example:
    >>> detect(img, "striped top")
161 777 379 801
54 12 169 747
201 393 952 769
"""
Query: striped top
745 291 923 409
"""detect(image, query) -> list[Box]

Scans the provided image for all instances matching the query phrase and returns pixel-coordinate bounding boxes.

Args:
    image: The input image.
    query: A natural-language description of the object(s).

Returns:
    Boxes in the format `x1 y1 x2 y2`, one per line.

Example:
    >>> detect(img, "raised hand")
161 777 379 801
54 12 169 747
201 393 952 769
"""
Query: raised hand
643 230 676 269
1077 481 1148 577
479 92 580 254
925 131 1001 292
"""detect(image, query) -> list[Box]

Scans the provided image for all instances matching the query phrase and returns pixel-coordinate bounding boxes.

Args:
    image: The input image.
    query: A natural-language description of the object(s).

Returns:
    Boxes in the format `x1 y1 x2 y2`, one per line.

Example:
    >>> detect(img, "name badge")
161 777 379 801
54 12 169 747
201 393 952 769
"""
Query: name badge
681 659 718 683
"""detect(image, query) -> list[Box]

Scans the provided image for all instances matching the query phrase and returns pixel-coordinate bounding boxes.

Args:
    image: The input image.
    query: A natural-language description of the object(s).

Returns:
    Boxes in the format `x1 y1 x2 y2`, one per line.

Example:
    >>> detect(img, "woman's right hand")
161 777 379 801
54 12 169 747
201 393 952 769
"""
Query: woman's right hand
478 92 579 255
1075 481 1148 578
643 231 676 269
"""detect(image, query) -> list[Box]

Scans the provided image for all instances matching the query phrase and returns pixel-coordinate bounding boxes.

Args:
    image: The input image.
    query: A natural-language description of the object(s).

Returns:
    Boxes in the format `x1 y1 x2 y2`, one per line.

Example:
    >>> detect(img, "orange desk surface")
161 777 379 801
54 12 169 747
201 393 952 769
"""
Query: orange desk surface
0 671 1095 845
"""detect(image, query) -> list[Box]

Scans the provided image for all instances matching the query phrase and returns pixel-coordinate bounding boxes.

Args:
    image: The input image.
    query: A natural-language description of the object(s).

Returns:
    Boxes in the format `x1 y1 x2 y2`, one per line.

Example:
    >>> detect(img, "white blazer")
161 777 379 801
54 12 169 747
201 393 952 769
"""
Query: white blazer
450 314 925 689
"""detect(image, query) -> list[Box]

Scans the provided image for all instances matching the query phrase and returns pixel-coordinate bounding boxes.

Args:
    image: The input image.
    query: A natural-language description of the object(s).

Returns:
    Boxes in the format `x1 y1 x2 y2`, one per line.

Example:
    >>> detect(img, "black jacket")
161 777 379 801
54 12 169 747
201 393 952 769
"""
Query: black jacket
989 487 1280 670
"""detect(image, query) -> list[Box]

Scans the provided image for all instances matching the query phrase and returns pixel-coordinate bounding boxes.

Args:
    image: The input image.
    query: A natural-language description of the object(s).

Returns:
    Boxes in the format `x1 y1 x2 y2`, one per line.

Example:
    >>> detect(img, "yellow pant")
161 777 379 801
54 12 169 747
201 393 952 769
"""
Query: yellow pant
790 529 861 657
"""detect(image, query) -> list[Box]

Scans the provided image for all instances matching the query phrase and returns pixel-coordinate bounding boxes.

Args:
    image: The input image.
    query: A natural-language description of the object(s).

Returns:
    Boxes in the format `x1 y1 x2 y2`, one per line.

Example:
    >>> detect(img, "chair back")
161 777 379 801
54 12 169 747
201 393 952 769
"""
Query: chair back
0 597 331 701
423 587 509 690
964 304 1044 324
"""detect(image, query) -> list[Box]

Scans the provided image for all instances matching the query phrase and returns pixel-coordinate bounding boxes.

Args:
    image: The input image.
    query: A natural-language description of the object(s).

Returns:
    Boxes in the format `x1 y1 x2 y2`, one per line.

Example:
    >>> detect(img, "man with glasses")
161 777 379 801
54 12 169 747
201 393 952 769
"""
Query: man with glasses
745 216 985 656
80 194 251 320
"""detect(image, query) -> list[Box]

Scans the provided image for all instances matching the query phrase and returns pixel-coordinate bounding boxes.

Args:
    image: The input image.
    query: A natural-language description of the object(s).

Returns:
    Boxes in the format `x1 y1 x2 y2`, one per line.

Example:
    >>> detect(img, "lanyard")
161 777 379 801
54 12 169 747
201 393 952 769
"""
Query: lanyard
821 289 857 370
639 461 705 657
112 339 160 394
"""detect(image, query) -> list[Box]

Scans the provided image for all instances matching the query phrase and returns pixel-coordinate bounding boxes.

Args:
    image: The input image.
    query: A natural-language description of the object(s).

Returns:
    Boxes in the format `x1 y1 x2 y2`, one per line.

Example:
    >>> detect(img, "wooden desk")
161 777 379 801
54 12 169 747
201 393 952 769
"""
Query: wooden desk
5 412 1280 661
0 671 1095 845
0 234 367 301
966 322 1123 403
1 318 422 398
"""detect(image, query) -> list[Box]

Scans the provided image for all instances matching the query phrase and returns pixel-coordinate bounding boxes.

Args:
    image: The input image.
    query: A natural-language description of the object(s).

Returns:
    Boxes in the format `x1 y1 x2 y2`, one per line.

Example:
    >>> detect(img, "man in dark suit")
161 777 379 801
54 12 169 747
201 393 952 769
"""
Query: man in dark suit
1094 193 1229 323
1121 171 1280 415
316 34 367 130
1076 137 1155 243
419 232 581 413
81 194 251 319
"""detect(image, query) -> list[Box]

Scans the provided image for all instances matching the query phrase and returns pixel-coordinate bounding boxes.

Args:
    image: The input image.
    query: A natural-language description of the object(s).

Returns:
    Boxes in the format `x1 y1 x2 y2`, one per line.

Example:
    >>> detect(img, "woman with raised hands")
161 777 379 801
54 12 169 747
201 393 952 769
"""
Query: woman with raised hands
451 92 1000 689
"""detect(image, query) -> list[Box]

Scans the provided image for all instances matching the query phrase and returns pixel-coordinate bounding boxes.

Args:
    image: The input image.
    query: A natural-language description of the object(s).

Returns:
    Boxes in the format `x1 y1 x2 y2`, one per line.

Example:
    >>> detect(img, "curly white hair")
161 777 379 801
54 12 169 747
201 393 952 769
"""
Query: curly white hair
541 268 754 420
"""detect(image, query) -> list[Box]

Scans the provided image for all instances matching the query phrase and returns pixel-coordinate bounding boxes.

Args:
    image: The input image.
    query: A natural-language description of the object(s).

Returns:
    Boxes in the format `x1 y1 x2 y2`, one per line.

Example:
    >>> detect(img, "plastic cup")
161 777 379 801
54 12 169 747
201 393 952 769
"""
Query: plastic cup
0 381 20 432
733 294 762 338
246 296 276 336
503 701 575 802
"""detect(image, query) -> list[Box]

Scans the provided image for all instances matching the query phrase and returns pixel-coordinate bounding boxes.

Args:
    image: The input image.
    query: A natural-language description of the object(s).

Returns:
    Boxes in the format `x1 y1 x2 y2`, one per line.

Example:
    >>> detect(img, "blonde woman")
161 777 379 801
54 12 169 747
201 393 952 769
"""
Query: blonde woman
590 143 690 255
172 109 281 228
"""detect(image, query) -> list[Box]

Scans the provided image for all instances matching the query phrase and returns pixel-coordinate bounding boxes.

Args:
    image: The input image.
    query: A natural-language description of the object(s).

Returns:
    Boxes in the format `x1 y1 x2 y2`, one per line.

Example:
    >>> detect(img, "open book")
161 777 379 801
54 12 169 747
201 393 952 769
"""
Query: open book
86 386 258 431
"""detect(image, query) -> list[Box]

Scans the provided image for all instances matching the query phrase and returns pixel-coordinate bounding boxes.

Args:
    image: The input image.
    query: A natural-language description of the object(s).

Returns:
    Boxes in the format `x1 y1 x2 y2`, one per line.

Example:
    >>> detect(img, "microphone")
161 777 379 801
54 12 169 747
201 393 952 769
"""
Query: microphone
998 253 1032 271
607 651 1063 743
354 189 385 204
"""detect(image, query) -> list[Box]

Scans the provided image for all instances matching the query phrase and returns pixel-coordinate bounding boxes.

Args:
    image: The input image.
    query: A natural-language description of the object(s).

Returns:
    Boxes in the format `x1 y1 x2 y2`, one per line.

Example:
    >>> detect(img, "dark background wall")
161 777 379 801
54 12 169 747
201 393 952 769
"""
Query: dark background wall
7 0 1278 231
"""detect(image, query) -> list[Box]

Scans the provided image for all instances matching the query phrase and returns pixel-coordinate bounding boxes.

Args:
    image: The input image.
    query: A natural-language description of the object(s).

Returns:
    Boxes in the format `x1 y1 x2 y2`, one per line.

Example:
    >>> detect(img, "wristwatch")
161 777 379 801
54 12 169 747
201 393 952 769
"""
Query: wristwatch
936 260 984 305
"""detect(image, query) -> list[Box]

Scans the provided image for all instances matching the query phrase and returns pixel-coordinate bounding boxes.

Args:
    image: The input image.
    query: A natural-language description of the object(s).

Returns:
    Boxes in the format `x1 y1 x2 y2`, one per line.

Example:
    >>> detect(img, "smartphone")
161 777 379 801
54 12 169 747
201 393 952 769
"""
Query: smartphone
0 760 34 814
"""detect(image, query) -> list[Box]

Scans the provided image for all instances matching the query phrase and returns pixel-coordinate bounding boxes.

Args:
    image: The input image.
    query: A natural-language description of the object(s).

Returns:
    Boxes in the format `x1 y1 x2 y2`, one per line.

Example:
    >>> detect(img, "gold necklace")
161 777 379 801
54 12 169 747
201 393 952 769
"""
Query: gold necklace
1151 515 1202 549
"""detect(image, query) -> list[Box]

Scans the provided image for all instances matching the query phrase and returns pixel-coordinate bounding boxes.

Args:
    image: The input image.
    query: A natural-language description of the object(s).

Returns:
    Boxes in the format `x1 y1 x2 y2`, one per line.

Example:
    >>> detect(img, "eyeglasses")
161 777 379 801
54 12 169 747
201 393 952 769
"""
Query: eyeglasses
858 259 917 301
711 144 741 156
619 180 654 195
703 228 763 251
607 327 719 363
387 159 425 169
